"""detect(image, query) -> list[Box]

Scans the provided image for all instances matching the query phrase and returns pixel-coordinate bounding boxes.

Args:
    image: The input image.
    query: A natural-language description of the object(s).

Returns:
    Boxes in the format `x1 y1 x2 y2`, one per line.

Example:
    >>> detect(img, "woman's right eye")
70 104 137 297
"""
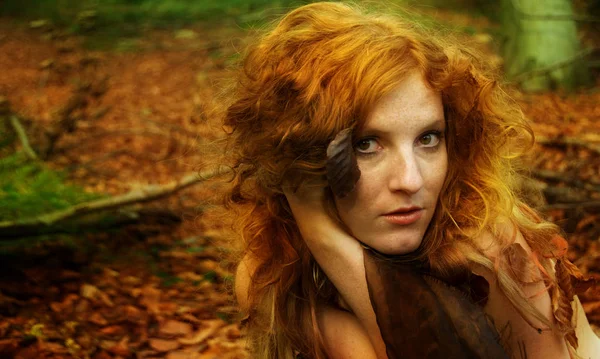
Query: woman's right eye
354 138 380 154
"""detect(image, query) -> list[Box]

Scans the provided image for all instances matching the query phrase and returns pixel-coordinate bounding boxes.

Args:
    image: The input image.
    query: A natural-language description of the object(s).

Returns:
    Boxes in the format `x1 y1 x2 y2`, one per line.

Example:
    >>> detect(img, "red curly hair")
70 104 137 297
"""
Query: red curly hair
218 2 580 358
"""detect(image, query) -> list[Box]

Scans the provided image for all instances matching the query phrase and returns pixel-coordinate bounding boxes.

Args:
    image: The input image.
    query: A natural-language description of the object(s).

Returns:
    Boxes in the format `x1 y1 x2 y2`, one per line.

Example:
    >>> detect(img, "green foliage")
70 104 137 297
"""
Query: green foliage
0 0 309 31
203 270 217 283
156 270 183 287
0 121 15 152
0 0 310 50
216 311 234 323
0 153 102 221
185 245 205 253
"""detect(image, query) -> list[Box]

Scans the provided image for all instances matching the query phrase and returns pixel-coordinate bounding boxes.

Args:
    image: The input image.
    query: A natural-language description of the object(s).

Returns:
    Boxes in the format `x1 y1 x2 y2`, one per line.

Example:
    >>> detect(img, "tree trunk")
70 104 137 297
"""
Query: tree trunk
502 0 591 91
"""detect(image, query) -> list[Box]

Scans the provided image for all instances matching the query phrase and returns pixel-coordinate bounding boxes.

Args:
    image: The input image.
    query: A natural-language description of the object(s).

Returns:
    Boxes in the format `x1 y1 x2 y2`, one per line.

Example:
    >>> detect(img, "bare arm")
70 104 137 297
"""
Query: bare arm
284 189 388 359
234 249 380 359
318 306 379 359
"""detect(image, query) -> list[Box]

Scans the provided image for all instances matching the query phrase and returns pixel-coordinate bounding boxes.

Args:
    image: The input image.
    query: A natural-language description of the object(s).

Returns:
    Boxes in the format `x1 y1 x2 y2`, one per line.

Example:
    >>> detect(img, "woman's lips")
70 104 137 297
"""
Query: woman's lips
383 208 423 225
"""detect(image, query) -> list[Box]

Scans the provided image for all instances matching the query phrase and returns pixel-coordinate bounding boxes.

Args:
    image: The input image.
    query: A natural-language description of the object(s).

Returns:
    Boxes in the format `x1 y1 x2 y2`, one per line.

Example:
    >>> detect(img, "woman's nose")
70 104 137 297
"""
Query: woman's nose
386 150 424 194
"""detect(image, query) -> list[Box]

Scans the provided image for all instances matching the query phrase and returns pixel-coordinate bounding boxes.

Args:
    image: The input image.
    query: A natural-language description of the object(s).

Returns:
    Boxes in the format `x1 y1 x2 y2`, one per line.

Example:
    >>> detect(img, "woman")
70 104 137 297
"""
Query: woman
222 2 599 358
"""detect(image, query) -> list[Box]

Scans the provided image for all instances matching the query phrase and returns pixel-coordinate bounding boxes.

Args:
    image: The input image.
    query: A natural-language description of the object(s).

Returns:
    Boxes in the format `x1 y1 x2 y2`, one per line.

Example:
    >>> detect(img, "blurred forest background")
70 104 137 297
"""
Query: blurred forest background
0 0 599 358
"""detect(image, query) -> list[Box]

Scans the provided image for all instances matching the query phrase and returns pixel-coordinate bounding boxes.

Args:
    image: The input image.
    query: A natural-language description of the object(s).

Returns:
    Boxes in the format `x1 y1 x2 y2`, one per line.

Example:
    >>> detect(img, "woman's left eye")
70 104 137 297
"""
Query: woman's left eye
418 132 442 147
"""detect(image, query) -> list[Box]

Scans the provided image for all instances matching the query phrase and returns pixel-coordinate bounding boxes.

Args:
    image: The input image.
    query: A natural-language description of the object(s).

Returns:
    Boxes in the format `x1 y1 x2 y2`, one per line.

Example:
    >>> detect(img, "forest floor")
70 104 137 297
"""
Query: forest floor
0 8 600 359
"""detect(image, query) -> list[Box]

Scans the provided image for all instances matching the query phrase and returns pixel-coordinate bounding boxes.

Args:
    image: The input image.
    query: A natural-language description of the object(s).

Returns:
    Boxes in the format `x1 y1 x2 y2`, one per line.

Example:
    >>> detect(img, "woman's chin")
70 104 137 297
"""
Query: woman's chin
363 237 423 256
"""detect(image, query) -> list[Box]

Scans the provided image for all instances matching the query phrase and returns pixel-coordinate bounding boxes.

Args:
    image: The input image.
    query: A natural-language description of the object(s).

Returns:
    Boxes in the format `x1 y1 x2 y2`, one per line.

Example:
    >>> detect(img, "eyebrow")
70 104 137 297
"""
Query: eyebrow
358 118 446 136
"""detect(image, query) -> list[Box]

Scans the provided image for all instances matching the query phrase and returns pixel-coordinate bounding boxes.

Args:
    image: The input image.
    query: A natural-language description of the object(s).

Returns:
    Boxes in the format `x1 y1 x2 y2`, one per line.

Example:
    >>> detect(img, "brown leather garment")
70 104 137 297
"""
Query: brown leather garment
363 248 509 359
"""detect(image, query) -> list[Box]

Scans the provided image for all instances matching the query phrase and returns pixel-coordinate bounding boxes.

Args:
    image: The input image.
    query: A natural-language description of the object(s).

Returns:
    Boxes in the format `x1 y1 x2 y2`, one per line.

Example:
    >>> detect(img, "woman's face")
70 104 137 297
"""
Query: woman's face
334 71 448 255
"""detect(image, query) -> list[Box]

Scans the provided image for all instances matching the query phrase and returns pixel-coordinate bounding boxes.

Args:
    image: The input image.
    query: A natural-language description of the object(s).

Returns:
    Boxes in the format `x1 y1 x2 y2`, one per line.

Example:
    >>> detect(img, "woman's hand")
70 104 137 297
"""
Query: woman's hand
283 184 388 359
283 183 359 263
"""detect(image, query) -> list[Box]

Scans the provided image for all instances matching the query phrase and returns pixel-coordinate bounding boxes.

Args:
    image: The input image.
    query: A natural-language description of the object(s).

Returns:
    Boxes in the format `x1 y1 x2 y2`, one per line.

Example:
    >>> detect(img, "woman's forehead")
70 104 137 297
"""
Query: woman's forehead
360 71 444 131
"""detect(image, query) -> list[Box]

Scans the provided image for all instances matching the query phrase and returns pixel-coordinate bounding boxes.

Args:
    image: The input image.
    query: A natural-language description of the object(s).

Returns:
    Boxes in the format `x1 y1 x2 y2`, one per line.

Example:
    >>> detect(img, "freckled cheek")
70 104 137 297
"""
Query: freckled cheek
429 154 448 196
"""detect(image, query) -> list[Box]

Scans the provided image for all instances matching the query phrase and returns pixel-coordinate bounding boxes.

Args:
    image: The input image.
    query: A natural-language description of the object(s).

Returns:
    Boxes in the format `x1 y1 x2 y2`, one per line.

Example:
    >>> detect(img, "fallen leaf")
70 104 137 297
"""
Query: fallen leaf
106 336 130 357
139 285 162 315
50 293 80 313
80 284 114 307
197 260 218 273
75 299 89 313
129 287 142 298
93 351 113 359
160 319 193 336
167 349 202 359
222 324 242 340
50 302 62 313
179 320 224 345
88 312 108 326
149 338 180 352
13 346 40 359
179 271 204 281
179 313 202 324
59 270 81 280
123 304 145 324
159 301 179 315
121 275 142 286
40 341 68 354
0 339 18 355
582 301 600 315
104 268 120 278
99 325 125 336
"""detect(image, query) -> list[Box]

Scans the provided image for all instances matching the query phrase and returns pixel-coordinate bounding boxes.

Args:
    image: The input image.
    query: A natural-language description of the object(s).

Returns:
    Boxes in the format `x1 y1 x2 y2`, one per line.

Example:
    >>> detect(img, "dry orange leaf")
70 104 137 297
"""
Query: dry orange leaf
139 288 162 316
0 338 18 353
149 338 180 352
167 349 203 359
88 312 108 326
222 324 242 340
123 304 145 323
93 351 113 359
160 319 193 337
106 336 131 357
582 301 600 315
80 284 114 307
99 325 125 336
179 320 224 345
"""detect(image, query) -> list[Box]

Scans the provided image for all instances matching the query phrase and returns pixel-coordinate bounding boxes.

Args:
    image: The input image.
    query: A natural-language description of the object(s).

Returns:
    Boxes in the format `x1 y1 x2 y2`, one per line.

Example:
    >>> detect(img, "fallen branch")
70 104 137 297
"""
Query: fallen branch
516 12 600 23
532 169 600 193
41 93 88 159
0 166 231 239
511 47 597 84
536 136 600 156
0 96 10 114
542 186 590 204
541 200 600 211
9 116 38 161
510 0 600 23
1 208 182 240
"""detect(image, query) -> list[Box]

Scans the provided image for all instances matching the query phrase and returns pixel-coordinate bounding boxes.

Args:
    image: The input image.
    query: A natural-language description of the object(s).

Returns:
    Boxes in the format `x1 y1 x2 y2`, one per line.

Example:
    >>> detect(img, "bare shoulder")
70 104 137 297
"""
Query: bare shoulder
317 306 378 359
469 220 571 358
